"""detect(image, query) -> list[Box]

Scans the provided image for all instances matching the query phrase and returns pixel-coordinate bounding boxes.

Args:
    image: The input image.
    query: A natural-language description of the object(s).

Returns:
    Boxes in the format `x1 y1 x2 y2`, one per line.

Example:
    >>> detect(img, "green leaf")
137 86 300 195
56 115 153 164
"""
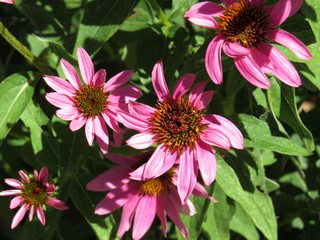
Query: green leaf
0 72 35 145
302 1 320 48
267 77 314 152
231 114 312 156
230 203 260 240
74 0 138 54
216 155 277 240
202 184 235 240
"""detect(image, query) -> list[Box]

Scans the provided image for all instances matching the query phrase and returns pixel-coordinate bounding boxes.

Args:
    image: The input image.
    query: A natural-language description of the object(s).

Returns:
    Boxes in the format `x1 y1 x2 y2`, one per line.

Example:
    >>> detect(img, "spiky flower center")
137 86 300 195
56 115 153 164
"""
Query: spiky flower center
74 85 108 118
150 97 205 153
21 181 48 206
137 169 175 196
218 0 268 48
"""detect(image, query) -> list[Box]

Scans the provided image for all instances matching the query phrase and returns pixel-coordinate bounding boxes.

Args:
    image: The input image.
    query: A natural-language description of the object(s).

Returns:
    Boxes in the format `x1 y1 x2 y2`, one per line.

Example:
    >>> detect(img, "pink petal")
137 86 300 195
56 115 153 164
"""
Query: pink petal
130 145 177 180
117 193 141 238
77 48 94 85
107 85 143 103
189 81 207 103
177 149 198 204
248 0 265 8
192 182 217 202
37 205 46 225
172 73 196 101
202 114 244 149
93 116 109 155
266 29 312 60
37 166 49 182
43 76 75 96
92 69 106 87
223 41 251 57
1 0 15 4
46 92 74 108
128 101 155 119
193 90 214 110
117 111 149 132
126 132 155 150
168 188 196 216
0 189 22 196
132 195 157 240
201 128 232 149
85 117 95 146
234 56 271 89
221 0 235 6
152 60 170 101
4 178 24 189
56 107 79 121
11 204 28 229
195 141 216 185
156 198 168 237
69 115 87 131
46 196 69 210
103 70 133 92
95 182 138 215
29 205 34 222
259 43 301 87
10 196 24 209
60 58 82 90
86 166 131 191
163 195 189 238
205 35 225 85
18 170 29 183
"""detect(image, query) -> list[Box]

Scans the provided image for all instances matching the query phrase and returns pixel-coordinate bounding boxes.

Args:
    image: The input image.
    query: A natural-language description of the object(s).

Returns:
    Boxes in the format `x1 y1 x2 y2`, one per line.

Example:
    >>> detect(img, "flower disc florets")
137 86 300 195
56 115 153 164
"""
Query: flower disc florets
20 180 49 207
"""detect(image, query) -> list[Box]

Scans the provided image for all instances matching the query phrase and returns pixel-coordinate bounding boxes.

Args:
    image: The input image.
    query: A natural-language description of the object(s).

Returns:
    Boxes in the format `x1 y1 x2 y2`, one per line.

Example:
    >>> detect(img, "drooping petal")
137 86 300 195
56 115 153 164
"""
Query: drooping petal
77 48 94 85
107 85 143 103
37 205 46 225
156 197 168 237
38 166 49 182
4 178 24 189
195 141 216 185
132 195 157 240
202 114 244 149
234 56 271 89
93 116 109 155
168 188 196 216
103 70 133 92
1 0 15 4
11 204 28 229
45 93 75 108
85 117 95 146
193 90 214 110
152 60 170 101
200 127 232 149
172 73 196 101
117 193 141 238
86 166 131 191
130 144 177 180
223 41 251 57
192 182 217 202
259 43 301 87
60 59 82 90
189 81 207 103
205 35 225 85
43 76 75 96
69 115 87 131
94 182 137 215
126 132 155 149
29 205 34 222
10 196 24 209
266 29 312 60
46 196 69 210
177 149 198 204
56 107 79 121
92 69 106 87
117 111 149 133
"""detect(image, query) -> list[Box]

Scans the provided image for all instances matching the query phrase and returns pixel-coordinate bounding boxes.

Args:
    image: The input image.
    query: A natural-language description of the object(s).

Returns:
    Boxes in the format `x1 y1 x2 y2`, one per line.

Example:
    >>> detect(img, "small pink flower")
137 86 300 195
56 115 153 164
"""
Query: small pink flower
0 166 68 229
44 48 142 155
86 152 215 240
184 0 312 89
118 60 243 203
0 0 14 4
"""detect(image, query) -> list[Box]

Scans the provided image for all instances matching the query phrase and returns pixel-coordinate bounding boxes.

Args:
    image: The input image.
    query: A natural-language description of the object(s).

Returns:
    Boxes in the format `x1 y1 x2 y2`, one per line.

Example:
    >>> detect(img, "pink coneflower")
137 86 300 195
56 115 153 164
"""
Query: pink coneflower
86 152 215 240
44 48 142 154
184 0 312 89
118 60 243 203
0 0 14 4
0 166 68 229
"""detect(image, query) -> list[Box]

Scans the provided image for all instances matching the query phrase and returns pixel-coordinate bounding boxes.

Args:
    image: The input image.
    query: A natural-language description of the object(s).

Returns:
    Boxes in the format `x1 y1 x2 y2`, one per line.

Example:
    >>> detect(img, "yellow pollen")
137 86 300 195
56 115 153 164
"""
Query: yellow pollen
218 0 268 48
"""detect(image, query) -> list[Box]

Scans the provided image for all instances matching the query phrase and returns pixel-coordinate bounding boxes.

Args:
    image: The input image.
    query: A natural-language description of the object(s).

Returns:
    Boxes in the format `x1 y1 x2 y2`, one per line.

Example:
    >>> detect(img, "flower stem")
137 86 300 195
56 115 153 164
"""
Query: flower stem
148 0 172 28
0 21 52 76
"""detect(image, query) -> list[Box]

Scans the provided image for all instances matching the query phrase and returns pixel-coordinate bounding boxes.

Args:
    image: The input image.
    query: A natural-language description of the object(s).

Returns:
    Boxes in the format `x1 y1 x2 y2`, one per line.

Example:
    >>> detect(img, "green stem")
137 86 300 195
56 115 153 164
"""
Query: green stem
0 21 52 76
148 0 172 28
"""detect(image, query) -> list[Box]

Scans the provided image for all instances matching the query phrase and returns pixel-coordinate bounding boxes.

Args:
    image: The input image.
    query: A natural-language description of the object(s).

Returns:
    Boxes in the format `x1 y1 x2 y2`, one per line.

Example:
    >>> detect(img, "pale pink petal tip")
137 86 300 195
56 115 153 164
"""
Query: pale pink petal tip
11 204 28 229
37 205 46 225
4 178 24 189
77 48 94 85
